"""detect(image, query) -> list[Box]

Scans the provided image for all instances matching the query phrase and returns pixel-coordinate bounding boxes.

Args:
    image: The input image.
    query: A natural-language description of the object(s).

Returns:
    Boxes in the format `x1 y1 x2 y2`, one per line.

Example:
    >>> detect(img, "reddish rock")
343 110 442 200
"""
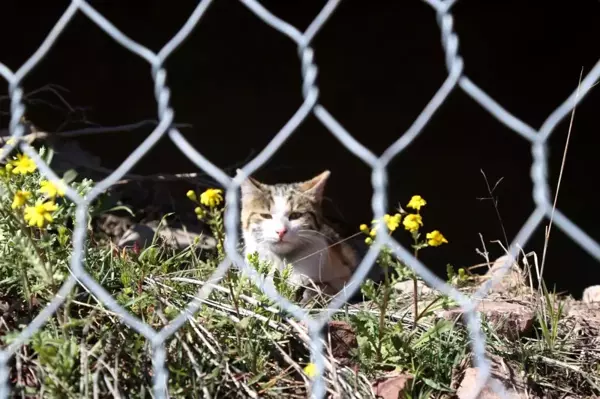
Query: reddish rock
372 371 413 399
441 301 535 340
325 321 358 366
457 367 526 399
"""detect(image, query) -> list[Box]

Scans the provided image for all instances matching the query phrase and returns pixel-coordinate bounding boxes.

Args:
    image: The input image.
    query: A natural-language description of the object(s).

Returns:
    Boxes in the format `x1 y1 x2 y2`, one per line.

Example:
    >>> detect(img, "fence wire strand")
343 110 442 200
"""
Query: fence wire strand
1 0 600 398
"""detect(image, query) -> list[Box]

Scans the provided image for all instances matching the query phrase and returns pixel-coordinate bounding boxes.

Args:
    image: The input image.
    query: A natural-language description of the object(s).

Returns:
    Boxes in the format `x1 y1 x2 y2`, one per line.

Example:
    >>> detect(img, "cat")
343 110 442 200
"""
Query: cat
238 170 361 303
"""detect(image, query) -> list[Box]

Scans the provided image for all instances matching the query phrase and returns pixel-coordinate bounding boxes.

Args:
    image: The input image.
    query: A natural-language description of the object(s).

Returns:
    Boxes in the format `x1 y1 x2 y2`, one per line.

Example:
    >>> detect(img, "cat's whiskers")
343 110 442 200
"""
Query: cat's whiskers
293 231 362 263
297 229 330 240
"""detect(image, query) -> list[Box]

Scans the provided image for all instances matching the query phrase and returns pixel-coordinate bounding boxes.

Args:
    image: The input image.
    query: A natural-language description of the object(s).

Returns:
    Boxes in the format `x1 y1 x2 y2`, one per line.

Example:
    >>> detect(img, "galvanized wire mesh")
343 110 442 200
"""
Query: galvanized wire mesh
1 0 600 398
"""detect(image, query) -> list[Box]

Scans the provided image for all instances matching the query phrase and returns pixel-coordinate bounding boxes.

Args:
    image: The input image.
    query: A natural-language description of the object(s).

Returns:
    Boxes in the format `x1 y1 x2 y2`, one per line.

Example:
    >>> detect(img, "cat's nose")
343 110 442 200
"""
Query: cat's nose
276 227 287 239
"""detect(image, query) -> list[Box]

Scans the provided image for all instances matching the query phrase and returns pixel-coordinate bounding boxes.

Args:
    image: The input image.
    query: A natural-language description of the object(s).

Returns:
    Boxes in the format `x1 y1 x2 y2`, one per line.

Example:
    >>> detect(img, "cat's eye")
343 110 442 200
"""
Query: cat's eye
288 212 303 220
259 213 272 219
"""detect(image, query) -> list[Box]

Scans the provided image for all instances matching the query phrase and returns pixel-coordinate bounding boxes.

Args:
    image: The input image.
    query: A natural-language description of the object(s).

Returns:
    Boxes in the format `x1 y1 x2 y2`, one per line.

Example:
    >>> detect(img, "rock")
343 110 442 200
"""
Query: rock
325 321 357 366
118 223 154 249
485 255 526 294
457 367 527 399
565 298 600 326
394 279 434 296
98 214 132 240
441 301 535 340
118 222 217 252
582 285 600 304
371 371 413 399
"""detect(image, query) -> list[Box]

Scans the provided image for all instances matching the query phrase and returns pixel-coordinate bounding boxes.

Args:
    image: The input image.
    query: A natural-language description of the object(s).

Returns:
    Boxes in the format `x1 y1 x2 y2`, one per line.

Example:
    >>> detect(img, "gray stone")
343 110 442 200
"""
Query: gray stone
582 285 600 304
484 255 527 294
118 222 216 251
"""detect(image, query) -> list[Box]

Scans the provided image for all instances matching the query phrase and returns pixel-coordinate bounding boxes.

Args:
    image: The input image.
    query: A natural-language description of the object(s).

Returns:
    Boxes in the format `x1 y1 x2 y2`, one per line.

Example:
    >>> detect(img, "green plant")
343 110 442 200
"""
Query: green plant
359 194 449 336
1 149 598 398
536 282 565 353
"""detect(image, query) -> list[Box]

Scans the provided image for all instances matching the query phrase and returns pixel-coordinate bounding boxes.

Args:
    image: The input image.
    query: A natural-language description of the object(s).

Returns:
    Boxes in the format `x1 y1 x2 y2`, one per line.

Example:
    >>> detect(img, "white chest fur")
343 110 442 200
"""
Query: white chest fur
242 232 350 287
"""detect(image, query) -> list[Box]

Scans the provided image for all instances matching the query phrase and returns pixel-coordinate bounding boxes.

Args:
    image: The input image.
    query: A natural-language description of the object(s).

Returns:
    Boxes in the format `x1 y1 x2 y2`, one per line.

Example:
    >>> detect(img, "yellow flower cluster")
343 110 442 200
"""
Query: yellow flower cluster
359 195 448 247
186 187 224 220
402 213 422 233
24 201 58 228
360 212 403 244
303 363 318 378
11 190 31 209
10 153 37 175
4 153 66 228
426 230 448 247
39 179 66 198
200 188 223 208
406 195 426 211
187 187 224 208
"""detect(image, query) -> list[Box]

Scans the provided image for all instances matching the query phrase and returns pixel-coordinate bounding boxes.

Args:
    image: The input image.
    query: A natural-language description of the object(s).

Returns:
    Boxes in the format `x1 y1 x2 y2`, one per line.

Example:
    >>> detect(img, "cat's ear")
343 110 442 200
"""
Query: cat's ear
237 169 264 197
299 170 330 201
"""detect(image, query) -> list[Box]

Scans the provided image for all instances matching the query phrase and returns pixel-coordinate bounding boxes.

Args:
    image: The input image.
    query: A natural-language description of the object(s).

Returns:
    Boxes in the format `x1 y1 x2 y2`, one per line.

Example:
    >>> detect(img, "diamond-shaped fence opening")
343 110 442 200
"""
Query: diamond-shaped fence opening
1 0 600 398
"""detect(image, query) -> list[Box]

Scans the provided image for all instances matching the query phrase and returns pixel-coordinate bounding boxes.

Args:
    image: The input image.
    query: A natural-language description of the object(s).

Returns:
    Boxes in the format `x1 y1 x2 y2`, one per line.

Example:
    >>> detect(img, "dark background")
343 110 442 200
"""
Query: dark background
1 0 599 297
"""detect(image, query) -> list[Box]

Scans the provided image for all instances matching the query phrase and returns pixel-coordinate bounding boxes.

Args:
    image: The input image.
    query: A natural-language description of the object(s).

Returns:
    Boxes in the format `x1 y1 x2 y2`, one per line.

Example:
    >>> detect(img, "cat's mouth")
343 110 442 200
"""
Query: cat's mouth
267 239 294 254
272 238 290 247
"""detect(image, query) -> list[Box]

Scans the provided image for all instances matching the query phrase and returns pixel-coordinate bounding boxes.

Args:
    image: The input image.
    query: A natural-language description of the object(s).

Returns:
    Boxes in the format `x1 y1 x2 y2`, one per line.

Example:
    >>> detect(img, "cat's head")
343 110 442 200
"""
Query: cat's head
239 170 330 255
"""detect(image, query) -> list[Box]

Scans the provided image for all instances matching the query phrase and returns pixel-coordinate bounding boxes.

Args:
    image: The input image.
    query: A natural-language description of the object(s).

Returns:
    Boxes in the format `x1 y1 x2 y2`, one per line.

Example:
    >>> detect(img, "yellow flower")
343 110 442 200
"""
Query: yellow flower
406 195 427 211
365 237 373 245
200 188 223 208
24 200 58 228
303 363 318 378
38 179 66 198
359 224 369 233
383 213 402 232
426 230 448 246
186 190 197 202
403 213 423 233
10 153 37 175
11 190 31 209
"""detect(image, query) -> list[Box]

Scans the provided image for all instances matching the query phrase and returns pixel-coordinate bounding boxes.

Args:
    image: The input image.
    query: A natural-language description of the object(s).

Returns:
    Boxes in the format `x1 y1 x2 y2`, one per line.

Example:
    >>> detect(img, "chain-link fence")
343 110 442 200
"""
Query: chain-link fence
1 0 600 398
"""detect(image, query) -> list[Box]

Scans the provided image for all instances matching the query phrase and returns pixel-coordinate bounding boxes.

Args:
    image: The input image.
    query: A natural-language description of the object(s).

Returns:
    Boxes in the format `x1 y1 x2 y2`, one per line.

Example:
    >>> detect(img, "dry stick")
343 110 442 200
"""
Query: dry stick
80 339 89 399
16 347 23 399
154 309 204 380
532 354 600 392
147 277 289 331
478 171 509 249
539 67 584 287
412 248 419 329
477 232 491 272
266 327 311 386
162 276 284 316
156 296 259 398
376 261 390 361
0 120 220 185
102 374 121 399
92 361 101 399
326 330 342 398
0 120 193 143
